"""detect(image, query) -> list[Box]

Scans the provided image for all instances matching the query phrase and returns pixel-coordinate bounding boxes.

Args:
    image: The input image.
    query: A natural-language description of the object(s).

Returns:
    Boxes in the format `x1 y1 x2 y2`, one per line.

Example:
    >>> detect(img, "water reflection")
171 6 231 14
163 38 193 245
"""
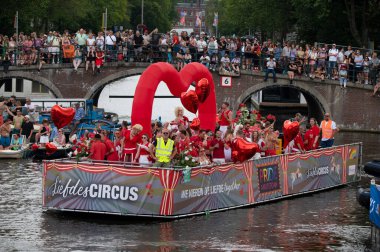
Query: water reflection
0 132 378 251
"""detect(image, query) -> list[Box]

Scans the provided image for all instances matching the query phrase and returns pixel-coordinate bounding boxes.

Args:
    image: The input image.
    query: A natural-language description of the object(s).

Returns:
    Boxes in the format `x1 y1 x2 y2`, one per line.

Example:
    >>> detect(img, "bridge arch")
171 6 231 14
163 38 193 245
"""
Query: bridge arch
84 67 147 100
0 71 63 98
235 79 330 123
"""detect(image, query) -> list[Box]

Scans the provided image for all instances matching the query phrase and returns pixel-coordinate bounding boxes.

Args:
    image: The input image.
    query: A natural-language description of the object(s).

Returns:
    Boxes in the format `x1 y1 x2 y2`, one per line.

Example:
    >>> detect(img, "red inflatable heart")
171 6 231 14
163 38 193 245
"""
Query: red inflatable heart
46 142 58 155
195 78 210 103
131 63 216 136
283 120 300 148
232 137 259 163
180 90 199 114
51 105 75 129
190 117 201 130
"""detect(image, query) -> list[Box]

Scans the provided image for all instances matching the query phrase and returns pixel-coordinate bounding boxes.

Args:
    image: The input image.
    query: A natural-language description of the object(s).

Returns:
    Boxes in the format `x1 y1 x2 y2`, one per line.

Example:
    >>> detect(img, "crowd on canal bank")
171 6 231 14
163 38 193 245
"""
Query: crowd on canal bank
0 28 380 91
0 92 337 166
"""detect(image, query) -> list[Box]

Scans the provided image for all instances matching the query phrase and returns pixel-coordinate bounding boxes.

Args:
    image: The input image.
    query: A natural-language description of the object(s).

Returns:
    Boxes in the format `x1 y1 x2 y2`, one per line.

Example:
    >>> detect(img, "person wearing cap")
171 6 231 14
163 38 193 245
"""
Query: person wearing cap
12 109 24 135
20 115 34 143
151 128 176 167
328 44 339 79
89 134 107 161
320 113 338 148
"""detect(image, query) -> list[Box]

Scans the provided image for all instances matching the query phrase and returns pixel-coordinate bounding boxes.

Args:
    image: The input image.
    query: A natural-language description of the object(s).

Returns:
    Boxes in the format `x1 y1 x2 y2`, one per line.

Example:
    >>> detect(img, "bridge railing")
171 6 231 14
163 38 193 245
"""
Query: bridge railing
1 44 379 85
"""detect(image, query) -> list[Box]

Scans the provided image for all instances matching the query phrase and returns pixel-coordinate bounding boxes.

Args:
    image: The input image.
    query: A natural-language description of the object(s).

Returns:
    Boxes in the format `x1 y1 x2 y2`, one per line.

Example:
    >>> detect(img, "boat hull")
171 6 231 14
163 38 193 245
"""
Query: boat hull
42 143 362 218
0 149 25 159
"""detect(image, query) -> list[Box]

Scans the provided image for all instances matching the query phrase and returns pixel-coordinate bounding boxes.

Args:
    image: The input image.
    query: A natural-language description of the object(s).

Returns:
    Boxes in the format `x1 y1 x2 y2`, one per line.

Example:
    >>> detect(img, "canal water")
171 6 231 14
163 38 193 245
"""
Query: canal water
0 132 379 251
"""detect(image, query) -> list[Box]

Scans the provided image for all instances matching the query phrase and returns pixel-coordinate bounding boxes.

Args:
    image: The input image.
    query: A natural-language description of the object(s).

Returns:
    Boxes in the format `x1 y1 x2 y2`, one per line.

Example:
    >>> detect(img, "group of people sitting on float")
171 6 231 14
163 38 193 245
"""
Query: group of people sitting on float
0 95 85 151
86 102 338 167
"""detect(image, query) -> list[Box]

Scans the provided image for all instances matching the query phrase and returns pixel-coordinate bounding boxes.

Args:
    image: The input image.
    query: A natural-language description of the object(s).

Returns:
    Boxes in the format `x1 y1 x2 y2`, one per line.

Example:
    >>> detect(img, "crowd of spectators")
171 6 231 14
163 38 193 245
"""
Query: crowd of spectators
0 28 379 86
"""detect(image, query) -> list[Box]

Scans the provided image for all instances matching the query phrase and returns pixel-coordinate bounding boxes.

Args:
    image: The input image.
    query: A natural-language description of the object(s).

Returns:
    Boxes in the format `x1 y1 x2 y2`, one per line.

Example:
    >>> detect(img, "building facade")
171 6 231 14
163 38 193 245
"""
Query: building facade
174 0 207 35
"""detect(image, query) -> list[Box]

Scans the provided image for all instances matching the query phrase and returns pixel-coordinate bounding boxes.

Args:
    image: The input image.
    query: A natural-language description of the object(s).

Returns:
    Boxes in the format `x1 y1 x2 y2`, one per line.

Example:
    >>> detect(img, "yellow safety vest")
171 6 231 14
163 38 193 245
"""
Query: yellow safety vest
155 137 174 163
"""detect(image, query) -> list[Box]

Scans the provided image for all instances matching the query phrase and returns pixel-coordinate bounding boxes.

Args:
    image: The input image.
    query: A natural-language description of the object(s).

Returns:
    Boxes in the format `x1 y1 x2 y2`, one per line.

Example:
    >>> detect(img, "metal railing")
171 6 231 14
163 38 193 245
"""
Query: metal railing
1 43 379 85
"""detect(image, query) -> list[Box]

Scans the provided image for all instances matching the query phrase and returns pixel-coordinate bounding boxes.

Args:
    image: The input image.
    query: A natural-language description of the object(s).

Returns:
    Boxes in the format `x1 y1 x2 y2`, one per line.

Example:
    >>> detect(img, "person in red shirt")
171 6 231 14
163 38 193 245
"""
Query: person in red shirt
211 130 225 164
134 133 153 165
218 102 233 138
175 130 190 154
310 118 320 149
101 130 119 161
121 124 143 162
89 134 107 161
294 127 306 153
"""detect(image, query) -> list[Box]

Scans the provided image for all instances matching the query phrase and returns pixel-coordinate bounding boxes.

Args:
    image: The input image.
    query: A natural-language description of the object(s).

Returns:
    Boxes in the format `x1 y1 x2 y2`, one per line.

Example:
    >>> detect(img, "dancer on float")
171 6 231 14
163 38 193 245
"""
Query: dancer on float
134 133 153 165
170 106 189 132
218 102 233 138
121 124 143 162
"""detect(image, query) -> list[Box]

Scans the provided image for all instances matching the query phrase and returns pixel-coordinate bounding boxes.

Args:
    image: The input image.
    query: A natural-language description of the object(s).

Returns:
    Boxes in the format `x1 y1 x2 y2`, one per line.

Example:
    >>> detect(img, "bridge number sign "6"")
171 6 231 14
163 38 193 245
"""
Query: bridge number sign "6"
220 77 232 88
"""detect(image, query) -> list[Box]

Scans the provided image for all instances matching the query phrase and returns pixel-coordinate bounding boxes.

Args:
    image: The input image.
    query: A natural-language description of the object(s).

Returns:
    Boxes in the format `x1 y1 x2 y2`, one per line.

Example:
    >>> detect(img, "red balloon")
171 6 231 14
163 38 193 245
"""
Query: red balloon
232 137 259 163
131 62 216 137
283 120 300 148
195 78 210 103
180 90 199 114
51 105 75 129
190 117 200 130
31 143 39 151
46 142 58 155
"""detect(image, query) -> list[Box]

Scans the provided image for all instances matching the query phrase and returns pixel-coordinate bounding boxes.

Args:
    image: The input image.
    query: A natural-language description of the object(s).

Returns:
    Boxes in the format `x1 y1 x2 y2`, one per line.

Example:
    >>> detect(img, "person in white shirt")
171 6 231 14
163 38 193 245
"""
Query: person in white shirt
86 33 96 52
264 55 277 82
328 44 339 79
199 52 210 68
105 30 116 61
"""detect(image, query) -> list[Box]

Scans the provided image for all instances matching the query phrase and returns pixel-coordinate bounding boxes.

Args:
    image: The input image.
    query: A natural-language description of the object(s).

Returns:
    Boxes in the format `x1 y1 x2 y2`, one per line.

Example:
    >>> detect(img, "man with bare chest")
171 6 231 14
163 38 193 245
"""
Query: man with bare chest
0 119 12 149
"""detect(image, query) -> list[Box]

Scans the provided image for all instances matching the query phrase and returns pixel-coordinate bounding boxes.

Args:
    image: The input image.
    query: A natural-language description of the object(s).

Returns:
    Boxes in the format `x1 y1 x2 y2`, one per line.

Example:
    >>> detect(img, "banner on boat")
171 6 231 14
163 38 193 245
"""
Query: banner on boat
370 183 380 228
42 144 361 217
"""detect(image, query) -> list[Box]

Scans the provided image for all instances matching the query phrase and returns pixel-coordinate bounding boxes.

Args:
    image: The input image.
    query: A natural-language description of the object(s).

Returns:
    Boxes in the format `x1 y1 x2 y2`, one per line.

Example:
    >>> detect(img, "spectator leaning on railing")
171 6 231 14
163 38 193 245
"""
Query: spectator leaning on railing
1 27 380 87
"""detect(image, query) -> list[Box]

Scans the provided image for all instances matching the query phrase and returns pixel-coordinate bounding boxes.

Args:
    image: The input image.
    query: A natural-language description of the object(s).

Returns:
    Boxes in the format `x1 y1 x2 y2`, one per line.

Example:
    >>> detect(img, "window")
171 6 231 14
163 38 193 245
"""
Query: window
3 79 12 92
16 79 23 93
32 82 49 93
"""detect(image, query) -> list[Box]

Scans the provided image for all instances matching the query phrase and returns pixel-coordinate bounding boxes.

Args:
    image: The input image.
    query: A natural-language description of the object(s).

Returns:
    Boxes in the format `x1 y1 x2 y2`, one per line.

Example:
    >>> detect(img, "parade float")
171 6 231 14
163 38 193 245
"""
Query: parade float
42 62 362 218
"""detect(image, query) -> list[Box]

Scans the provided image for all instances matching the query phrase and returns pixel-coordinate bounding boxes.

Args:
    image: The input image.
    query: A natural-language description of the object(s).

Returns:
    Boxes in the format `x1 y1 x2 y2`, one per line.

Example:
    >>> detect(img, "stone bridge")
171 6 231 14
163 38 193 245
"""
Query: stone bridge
0 63 379 132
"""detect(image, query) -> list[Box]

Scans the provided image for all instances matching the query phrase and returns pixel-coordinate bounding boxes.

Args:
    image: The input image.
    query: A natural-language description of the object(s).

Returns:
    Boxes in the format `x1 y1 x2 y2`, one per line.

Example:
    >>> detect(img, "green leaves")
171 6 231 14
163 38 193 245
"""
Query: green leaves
0 0 176 34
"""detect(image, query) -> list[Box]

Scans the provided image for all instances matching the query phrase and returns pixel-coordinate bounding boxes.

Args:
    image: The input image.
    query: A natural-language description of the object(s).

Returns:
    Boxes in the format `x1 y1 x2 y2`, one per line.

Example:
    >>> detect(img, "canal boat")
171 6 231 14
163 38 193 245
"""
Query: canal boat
42 143 361 219
0 149 27 159
0 135 28 159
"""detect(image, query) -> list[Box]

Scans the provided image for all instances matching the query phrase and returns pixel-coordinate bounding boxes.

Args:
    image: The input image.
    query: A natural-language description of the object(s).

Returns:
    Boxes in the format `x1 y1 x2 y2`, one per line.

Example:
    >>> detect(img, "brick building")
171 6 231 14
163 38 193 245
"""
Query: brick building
174 0 207 35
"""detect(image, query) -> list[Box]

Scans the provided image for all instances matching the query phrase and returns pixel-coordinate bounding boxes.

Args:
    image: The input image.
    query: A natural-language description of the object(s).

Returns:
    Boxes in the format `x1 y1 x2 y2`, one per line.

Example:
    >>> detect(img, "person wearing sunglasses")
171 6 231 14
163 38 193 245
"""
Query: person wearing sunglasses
320 113 337 148
151 129 176 167
53 128 66 146
134 134 153 165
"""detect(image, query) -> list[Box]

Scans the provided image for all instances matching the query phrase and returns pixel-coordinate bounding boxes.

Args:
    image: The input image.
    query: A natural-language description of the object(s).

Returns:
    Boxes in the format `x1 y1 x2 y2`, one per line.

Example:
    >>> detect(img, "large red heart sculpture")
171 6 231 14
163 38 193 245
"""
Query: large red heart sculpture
195 78 210 103
283 120 300 148
180 90 199 114
131 62 216 136
190 117 200 130
232 137 259 163
46 142 58 155
51 105 75 129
